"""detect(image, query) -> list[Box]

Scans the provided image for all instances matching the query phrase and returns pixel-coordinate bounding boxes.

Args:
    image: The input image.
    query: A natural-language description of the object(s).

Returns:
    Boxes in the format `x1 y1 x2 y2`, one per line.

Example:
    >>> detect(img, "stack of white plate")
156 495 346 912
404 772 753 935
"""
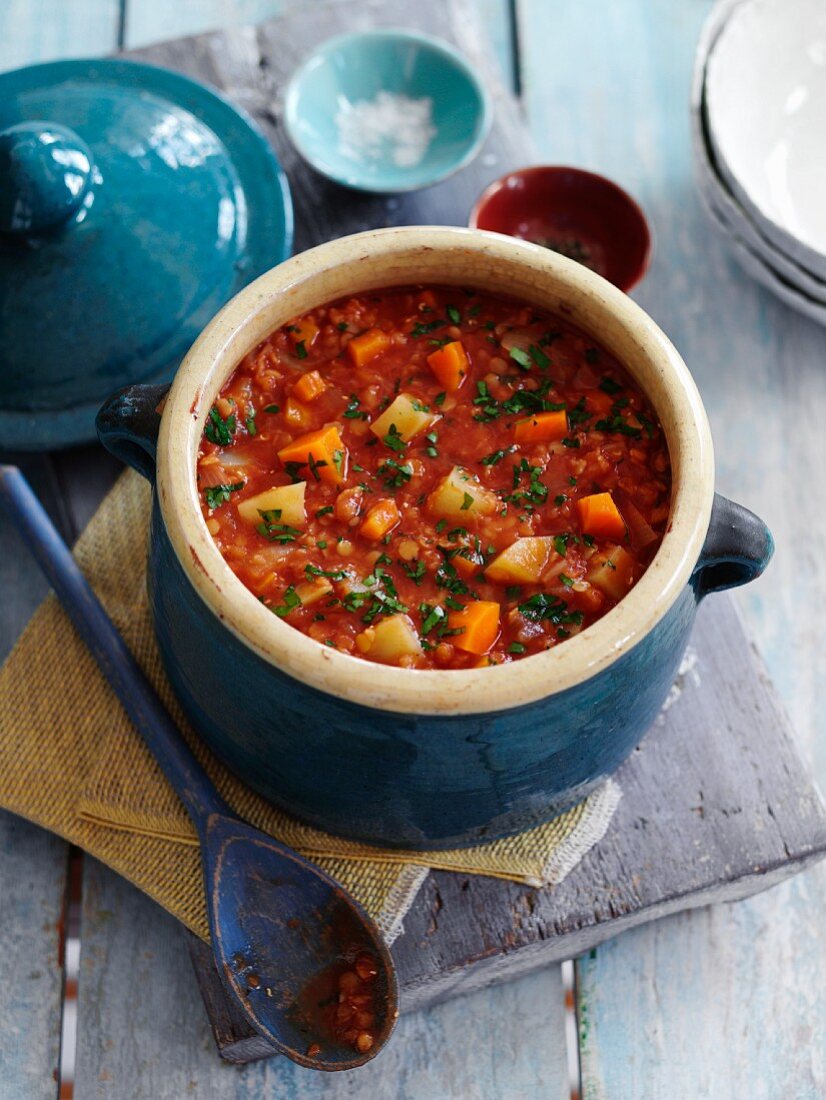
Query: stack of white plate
692 0 826 325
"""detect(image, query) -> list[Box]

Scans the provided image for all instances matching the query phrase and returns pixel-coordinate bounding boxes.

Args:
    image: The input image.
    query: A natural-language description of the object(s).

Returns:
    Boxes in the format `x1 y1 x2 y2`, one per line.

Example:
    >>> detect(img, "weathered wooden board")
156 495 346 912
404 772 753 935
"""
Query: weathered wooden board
517 0 826 1095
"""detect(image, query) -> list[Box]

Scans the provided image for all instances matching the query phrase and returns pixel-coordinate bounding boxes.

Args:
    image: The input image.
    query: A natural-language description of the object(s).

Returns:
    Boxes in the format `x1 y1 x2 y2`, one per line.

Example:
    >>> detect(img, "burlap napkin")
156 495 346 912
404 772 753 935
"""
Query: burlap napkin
0 469 620 944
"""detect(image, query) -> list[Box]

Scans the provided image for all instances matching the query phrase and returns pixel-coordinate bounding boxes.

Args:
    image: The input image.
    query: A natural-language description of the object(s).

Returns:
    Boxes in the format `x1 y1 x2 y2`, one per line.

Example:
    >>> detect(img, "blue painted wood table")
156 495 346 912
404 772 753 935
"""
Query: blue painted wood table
1 1 824 1097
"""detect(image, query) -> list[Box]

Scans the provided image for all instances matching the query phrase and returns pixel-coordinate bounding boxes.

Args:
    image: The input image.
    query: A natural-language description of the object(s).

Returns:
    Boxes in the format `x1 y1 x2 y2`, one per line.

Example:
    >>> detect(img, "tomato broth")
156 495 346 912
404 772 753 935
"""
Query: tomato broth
197 285 671 670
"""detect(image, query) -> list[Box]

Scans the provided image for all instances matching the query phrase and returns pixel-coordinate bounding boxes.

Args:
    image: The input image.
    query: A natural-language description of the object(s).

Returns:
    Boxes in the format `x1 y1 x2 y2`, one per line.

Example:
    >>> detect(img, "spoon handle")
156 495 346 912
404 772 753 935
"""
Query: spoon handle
0 465 230 829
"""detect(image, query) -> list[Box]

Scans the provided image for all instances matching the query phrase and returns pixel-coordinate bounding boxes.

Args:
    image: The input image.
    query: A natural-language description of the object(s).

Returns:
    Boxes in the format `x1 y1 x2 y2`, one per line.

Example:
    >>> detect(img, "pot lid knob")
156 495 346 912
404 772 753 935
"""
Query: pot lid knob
0 121 95 236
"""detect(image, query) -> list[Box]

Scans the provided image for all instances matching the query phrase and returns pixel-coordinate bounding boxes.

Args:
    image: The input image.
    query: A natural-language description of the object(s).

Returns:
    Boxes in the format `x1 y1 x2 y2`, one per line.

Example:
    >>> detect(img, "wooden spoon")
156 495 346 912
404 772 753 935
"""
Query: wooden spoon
0 465 398 1071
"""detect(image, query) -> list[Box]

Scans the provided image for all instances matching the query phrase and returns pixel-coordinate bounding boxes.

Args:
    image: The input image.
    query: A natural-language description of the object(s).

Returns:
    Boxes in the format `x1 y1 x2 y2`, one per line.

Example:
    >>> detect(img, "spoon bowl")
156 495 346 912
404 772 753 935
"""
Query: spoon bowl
205 814 397 1068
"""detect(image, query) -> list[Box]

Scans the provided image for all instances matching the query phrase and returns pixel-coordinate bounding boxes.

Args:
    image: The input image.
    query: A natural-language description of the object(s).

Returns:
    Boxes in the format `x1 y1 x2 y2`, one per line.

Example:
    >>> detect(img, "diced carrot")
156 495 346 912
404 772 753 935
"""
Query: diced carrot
292 370 328 403
360 499 400 541
347 328 390 367
427 341 470 392
577 492 626 541
288 317 319 349
513 409 568 445
447 600 500 655
277 424 348 485
283 397 312 430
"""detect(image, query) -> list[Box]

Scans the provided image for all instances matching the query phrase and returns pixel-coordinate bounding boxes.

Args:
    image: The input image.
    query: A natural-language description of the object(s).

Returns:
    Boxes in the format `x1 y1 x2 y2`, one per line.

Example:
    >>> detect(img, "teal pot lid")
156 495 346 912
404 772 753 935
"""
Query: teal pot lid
0 59 293 451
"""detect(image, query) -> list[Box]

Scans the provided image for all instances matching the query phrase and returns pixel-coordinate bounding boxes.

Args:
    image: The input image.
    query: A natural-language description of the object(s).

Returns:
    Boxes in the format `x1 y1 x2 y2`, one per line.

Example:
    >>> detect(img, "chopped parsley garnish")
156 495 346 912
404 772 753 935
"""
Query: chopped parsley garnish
316 505 334 517
560 573 574 588
503 459 548 507
305 564 347 581
435 518 447 533
204 482 244 509
508 642 526 654
337 321 348 332
480 446 515 466
378 458 413 488
419 603 446 635
307 454 328 480
402 559 427 585
554 494 567 505
347 568 408 624
509 346 533 371
460 492 474 511
294 340 308 359
245 413 257 436
204 406 236 446
594 414 642 439
343 395 368 419
425 430 439 458
553 534 569 557
473 380 500 422
434 391 446 406
468 304 482 318
529 344 551 370
411 398 430 412
264 403 280 413
446 305 462 325
562 437 581 448
273 586 300 617
256 509 301 544
583 533 596 548
518 593 584 627
382 424 407 453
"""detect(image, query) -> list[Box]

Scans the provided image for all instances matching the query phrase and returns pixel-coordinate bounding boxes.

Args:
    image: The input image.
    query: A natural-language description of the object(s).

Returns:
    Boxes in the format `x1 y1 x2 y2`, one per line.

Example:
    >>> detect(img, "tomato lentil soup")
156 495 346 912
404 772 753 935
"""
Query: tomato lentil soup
196 286 671 670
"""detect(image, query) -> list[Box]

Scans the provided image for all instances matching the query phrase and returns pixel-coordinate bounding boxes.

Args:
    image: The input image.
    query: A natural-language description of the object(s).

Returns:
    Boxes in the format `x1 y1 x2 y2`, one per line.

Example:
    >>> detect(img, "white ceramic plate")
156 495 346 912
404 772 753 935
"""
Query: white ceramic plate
705 0 826 277
691 85 826 302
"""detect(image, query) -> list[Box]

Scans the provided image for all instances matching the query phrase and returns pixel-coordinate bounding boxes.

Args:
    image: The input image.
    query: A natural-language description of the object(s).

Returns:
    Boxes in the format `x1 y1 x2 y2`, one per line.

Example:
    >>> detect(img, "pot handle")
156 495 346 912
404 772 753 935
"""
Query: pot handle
692 493 774 599
96 383 171 481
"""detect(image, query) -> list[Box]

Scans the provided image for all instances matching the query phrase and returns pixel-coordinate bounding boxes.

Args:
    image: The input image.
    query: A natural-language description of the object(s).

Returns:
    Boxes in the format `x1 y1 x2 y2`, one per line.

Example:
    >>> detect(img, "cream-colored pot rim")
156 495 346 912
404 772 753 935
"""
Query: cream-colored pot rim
158 227 714 716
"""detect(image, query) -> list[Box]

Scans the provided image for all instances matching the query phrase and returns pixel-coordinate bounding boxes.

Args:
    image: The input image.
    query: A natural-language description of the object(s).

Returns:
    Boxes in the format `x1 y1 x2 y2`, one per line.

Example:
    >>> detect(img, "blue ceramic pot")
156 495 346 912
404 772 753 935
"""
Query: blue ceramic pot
97 228 773 849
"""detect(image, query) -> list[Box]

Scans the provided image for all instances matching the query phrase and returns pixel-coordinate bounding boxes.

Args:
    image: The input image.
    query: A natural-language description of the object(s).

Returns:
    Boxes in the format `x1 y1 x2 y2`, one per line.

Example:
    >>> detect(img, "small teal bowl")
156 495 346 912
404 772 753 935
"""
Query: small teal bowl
284 30 492 193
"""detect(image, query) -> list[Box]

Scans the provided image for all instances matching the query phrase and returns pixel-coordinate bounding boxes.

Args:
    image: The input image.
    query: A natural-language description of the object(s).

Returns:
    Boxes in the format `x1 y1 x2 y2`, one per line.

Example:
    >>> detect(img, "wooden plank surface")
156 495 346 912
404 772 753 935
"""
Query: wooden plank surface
74 854 568 1099
0 0 121 72
517 0 826 1094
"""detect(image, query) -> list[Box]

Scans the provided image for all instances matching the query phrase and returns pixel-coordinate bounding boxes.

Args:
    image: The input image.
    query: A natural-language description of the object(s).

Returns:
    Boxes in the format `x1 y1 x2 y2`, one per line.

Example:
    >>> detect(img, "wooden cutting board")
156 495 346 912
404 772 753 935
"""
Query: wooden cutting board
124 0 826 1063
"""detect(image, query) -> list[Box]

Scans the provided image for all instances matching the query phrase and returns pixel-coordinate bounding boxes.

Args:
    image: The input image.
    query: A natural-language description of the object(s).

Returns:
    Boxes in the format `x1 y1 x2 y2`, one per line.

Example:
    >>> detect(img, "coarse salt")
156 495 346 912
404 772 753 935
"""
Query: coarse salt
335 91 437 169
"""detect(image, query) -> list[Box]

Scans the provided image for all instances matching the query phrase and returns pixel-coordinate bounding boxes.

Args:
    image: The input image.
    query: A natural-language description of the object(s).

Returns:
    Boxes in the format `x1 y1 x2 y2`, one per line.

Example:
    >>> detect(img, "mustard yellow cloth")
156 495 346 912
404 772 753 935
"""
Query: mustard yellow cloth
0 470 620 942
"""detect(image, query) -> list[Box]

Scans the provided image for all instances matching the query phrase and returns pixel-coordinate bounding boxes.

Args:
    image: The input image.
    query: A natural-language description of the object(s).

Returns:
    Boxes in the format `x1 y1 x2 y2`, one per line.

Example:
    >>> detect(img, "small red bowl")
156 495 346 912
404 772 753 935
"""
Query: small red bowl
470 166 652 293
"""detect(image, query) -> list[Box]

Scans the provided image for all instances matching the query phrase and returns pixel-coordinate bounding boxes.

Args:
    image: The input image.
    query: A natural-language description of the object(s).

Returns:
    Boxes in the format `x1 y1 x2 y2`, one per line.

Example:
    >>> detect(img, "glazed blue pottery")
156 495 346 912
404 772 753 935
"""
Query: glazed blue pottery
0 59 293 452
284 30 492 192
96 228 774 849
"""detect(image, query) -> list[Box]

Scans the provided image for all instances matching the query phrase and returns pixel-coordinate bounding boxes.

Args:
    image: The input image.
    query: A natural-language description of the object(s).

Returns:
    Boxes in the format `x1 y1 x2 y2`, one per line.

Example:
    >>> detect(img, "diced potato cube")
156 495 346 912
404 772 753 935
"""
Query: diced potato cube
369 393 436 443
294 578 333 606
485 537 556 584
427 466 499 520
237 482 306 528
356 614 422 664
587 544 636 601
